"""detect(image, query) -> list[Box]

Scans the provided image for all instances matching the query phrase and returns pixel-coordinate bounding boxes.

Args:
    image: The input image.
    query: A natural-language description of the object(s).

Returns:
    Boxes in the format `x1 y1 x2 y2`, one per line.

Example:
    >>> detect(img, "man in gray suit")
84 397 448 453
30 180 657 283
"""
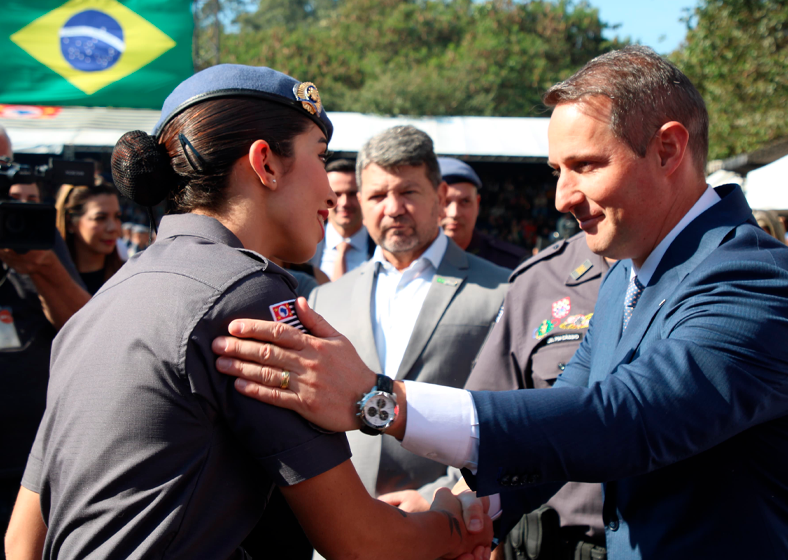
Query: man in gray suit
308 125 509 514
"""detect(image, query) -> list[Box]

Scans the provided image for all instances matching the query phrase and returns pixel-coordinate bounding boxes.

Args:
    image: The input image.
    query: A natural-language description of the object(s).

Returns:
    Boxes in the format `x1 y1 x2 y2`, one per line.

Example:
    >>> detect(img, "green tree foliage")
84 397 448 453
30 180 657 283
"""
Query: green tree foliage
220 0 624 116
672 0 788 160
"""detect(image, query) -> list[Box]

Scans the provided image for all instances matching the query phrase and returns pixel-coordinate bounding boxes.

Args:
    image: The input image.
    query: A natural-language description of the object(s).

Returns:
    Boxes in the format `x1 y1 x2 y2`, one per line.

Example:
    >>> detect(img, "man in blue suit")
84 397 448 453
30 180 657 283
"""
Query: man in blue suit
212 46 788 559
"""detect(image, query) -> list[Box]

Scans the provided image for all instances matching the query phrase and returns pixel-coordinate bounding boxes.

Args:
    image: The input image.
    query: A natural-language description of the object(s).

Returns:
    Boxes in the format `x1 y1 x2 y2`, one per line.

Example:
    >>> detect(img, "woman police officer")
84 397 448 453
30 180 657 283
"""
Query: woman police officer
5 65 491 560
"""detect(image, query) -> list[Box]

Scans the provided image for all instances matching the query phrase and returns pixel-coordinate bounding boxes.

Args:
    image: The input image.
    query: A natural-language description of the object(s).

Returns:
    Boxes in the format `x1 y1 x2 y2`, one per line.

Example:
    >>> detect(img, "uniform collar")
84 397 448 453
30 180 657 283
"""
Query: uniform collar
157 213 244 249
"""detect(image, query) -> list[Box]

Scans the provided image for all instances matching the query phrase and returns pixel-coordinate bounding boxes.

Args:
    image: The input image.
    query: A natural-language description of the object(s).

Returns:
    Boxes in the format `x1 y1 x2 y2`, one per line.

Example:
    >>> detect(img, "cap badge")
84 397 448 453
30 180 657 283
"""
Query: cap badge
294 81 322 115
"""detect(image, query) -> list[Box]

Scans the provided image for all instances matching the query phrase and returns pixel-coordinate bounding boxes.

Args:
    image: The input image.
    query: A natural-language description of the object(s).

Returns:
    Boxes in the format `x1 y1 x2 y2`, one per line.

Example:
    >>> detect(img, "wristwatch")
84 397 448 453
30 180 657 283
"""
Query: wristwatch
357 374 399 436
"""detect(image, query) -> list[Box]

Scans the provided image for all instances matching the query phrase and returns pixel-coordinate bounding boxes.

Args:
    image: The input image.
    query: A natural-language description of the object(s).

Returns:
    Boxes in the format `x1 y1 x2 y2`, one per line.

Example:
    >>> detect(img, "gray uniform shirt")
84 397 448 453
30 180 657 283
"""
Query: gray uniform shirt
23 214 350 560
465 232 607 537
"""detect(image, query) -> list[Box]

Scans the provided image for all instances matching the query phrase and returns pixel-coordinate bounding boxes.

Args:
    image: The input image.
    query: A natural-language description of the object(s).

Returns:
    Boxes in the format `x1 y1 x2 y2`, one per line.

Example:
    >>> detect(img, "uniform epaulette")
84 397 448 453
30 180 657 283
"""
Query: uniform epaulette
509 238 568 282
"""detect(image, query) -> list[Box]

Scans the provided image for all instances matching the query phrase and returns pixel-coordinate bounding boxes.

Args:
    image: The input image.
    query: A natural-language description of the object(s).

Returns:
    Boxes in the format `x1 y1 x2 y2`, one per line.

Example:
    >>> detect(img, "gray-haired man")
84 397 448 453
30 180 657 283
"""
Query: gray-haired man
307 125 509 525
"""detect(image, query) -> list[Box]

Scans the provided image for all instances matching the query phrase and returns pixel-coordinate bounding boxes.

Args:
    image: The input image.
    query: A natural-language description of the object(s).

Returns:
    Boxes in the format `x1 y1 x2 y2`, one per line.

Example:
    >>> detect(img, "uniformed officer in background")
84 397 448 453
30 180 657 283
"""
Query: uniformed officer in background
464 230 610 560
439 157 528 269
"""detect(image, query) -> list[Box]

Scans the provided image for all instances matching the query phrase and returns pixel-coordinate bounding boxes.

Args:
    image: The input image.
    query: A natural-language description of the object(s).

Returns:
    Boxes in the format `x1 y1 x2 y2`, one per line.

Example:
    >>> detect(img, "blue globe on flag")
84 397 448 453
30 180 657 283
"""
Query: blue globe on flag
59 10 124 72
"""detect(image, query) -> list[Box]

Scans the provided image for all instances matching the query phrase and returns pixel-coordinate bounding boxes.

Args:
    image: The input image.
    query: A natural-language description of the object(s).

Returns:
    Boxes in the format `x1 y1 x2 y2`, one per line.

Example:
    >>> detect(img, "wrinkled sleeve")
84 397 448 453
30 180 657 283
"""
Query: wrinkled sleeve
187 271 351 486
472 256 788 496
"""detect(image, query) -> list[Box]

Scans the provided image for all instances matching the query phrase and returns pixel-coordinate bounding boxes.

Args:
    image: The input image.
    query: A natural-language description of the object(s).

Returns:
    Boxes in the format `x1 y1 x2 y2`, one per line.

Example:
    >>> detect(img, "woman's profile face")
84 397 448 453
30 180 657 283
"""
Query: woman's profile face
269 123 336 262
73 194 122 256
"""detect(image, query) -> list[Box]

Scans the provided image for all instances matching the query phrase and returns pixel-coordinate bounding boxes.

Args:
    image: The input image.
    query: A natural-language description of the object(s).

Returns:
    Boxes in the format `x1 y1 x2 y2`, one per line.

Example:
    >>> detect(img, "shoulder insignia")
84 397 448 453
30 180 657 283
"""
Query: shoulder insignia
559 313 593 330
269 300 307 333
570 259 594 281
551 297 571 320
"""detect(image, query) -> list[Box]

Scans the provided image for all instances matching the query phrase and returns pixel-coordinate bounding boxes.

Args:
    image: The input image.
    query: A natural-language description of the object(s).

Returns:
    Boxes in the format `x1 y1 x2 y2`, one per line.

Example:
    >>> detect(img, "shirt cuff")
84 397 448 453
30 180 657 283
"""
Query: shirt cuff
401 381 477 469
488 493 502 520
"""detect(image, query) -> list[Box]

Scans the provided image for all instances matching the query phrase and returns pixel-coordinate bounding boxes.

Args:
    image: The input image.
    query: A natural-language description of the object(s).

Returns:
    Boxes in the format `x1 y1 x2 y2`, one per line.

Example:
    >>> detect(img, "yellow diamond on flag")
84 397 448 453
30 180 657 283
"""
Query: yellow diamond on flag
11 0 176 95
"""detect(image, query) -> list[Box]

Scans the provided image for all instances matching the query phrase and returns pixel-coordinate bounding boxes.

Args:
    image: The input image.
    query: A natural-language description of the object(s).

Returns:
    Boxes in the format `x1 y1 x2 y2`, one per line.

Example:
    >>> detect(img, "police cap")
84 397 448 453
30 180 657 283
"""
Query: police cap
153 64 333 141
438 157 482 190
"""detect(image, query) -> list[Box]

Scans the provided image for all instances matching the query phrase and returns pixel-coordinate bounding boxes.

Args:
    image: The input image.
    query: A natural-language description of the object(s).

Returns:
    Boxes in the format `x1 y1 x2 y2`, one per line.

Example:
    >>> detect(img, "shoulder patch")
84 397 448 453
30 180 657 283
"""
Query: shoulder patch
269 300 308 333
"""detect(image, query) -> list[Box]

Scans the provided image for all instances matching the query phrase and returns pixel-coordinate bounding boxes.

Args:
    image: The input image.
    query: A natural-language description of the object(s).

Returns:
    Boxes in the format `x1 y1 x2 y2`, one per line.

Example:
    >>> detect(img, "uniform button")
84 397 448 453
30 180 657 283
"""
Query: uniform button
558 362 566 371
608 519 619 531
500 474 511 486
511 475 520 485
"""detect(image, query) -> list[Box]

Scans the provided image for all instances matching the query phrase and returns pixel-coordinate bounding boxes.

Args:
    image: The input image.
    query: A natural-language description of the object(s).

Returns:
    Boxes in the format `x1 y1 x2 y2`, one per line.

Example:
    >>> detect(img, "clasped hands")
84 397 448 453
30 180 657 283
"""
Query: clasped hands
212 297 494 559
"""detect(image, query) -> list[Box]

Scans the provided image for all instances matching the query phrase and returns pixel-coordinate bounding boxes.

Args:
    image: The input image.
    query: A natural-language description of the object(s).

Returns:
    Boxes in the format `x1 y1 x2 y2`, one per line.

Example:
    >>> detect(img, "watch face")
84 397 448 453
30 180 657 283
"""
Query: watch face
362 392 398 429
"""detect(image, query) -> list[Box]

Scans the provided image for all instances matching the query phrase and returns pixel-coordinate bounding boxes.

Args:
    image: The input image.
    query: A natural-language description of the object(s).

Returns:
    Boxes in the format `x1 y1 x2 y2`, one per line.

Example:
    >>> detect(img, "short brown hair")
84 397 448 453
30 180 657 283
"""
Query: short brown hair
544 45 709 173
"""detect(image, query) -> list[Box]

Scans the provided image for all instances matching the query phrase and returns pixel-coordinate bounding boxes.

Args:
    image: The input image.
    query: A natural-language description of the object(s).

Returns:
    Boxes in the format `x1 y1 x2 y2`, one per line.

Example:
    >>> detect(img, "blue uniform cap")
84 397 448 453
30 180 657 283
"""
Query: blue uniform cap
153 64 333 141
438 157 482 190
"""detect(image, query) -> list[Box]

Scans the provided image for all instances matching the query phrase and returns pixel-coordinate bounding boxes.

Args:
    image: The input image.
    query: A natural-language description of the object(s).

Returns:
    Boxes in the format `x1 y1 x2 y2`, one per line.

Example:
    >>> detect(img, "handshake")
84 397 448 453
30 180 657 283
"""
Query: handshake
419 484 494 560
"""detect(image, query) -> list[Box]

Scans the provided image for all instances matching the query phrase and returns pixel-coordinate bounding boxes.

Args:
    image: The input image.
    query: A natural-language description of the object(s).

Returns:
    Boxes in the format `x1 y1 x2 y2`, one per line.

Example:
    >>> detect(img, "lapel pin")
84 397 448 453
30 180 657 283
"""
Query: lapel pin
436 276 459 287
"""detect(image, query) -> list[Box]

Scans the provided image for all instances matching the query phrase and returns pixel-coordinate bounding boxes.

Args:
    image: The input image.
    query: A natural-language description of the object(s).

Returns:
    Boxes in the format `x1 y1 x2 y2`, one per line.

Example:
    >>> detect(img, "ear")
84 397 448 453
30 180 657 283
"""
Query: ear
653 121 690 177
248 139 279 191
437 181 448 206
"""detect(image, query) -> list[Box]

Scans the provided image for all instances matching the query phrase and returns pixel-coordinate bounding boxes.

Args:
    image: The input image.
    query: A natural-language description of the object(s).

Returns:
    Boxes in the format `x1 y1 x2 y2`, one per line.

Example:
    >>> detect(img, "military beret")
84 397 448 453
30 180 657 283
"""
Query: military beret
438 157 482 190
152 64 332 141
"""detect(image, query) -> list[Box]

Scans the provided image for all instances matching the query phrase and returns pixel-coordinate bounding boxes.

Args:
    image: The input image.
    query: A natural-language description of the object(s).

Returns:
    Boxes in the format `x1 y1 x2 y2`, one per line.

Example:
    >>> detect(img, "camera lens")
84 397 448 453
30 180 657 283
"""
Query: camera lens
5 213 26 235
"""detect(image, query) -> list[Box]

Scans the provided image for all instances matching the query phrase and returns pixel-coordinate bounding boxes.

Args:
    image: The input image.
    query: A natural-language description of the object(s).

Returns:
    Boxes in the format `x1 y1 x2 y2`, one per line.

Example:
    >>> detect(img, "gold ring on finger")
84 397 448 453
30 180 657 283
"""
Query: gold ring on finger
280 370 291 390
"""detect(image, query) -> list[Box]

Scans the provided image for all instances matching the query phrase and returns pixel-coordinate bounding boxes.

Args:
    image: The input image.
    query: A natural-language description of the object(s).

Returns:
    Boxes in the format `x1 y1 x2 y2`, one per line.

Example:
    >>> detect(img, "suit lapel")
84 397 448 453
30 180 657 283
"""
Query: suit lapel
606 184 752 371
395 241 469 380
609 267 678 369
590 262 628 382
350 261 383 373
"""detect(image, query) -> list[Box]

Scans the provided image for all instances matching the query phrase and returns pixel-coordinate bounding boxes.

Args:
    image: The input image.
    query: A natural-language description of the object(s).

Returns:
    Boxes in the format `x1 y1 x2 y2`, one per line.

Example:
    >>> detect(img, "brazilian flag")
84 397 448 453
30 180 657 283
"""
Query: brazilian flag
1 0 193 109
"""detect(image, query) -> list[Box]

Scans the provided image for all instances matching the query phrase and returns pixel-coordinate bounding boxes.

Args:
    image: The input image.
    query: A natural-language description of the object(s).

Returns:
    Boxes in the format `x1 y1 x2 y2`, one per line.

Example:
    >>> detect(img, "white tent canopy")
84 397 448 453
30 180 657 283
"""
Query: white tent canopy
745 155 788 210
1 106 550 160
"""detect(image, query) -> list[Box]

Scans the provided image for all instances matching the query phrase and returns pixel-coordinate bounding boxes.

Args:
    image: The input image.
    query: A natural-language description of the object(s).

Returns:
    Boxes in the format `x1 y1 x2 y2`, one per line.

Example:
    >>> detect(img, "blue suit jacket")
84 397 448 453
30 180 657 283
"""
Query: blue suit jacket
470 185 788 559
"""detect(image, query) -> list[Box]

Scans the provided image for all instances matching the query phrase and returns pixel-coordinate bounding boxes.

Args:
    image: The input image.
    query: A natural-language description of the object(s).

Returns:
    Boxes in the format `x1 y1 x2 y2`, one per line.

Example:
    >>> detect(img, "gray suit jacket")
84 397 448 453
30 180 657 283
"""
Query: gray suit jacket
309 239 509 499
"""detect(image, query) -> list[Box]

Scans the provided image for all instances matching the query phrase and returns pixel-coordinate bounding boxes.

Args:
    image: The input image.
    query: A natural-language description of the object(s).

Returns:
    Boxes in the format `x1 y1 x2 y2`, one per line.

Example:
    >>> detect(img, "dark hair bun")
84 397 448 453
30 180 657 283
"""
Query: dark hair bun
112 130 179 207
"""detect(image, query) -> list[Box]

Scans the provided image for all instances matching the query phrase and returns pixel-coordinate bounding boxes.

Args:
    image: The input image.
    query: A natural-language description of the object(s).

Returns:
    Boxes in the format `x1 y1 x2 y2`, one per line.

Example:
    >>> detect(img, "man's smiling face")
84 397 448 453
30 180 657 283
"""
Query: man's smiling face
549 99 663 264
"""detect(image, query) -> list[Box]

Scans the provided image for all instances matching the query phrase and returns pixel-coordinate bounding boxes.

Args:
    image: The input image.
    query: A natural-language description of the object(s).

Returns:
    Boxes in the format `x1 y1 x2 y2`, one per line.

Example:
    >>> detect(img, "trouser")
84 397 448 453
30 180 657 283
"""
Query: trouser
503 505 606 560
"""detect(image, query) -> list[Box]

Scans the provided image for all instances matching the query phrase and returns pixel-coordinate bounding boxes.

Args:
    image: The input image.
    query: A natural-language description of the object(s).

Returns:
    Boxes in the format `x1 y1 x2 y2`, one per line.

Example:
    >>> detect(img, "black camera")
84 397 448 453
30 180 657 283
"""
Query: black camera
0 158 95 251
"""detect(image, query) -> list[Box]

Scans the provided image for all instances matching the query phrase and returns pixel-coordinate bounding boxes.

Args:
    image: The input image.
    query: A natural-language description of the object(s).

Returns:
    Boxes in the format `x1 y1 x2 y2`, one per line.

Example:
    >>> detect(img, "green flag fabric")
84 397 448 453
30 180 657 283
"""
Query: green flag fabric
1 0 193 109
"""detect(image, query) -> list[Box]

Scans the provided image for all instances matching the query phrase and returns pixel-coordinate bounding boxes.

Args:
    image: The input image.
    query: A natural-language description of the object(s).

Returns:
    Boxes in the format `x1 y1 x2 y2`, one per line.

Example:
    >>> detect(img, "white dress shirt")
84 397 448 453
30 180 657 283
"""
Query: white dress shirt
372 230 448 378
318 222 370 279
400 186 722 516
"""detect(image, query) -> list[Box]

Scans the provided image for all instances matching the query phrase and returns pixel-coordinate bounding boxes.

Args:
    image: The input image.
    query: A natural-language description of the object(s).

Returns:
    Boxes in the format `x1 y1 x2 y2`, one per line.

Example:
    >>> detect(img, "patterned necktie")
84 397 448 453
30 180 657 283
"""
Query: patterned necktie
622 275 645 332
